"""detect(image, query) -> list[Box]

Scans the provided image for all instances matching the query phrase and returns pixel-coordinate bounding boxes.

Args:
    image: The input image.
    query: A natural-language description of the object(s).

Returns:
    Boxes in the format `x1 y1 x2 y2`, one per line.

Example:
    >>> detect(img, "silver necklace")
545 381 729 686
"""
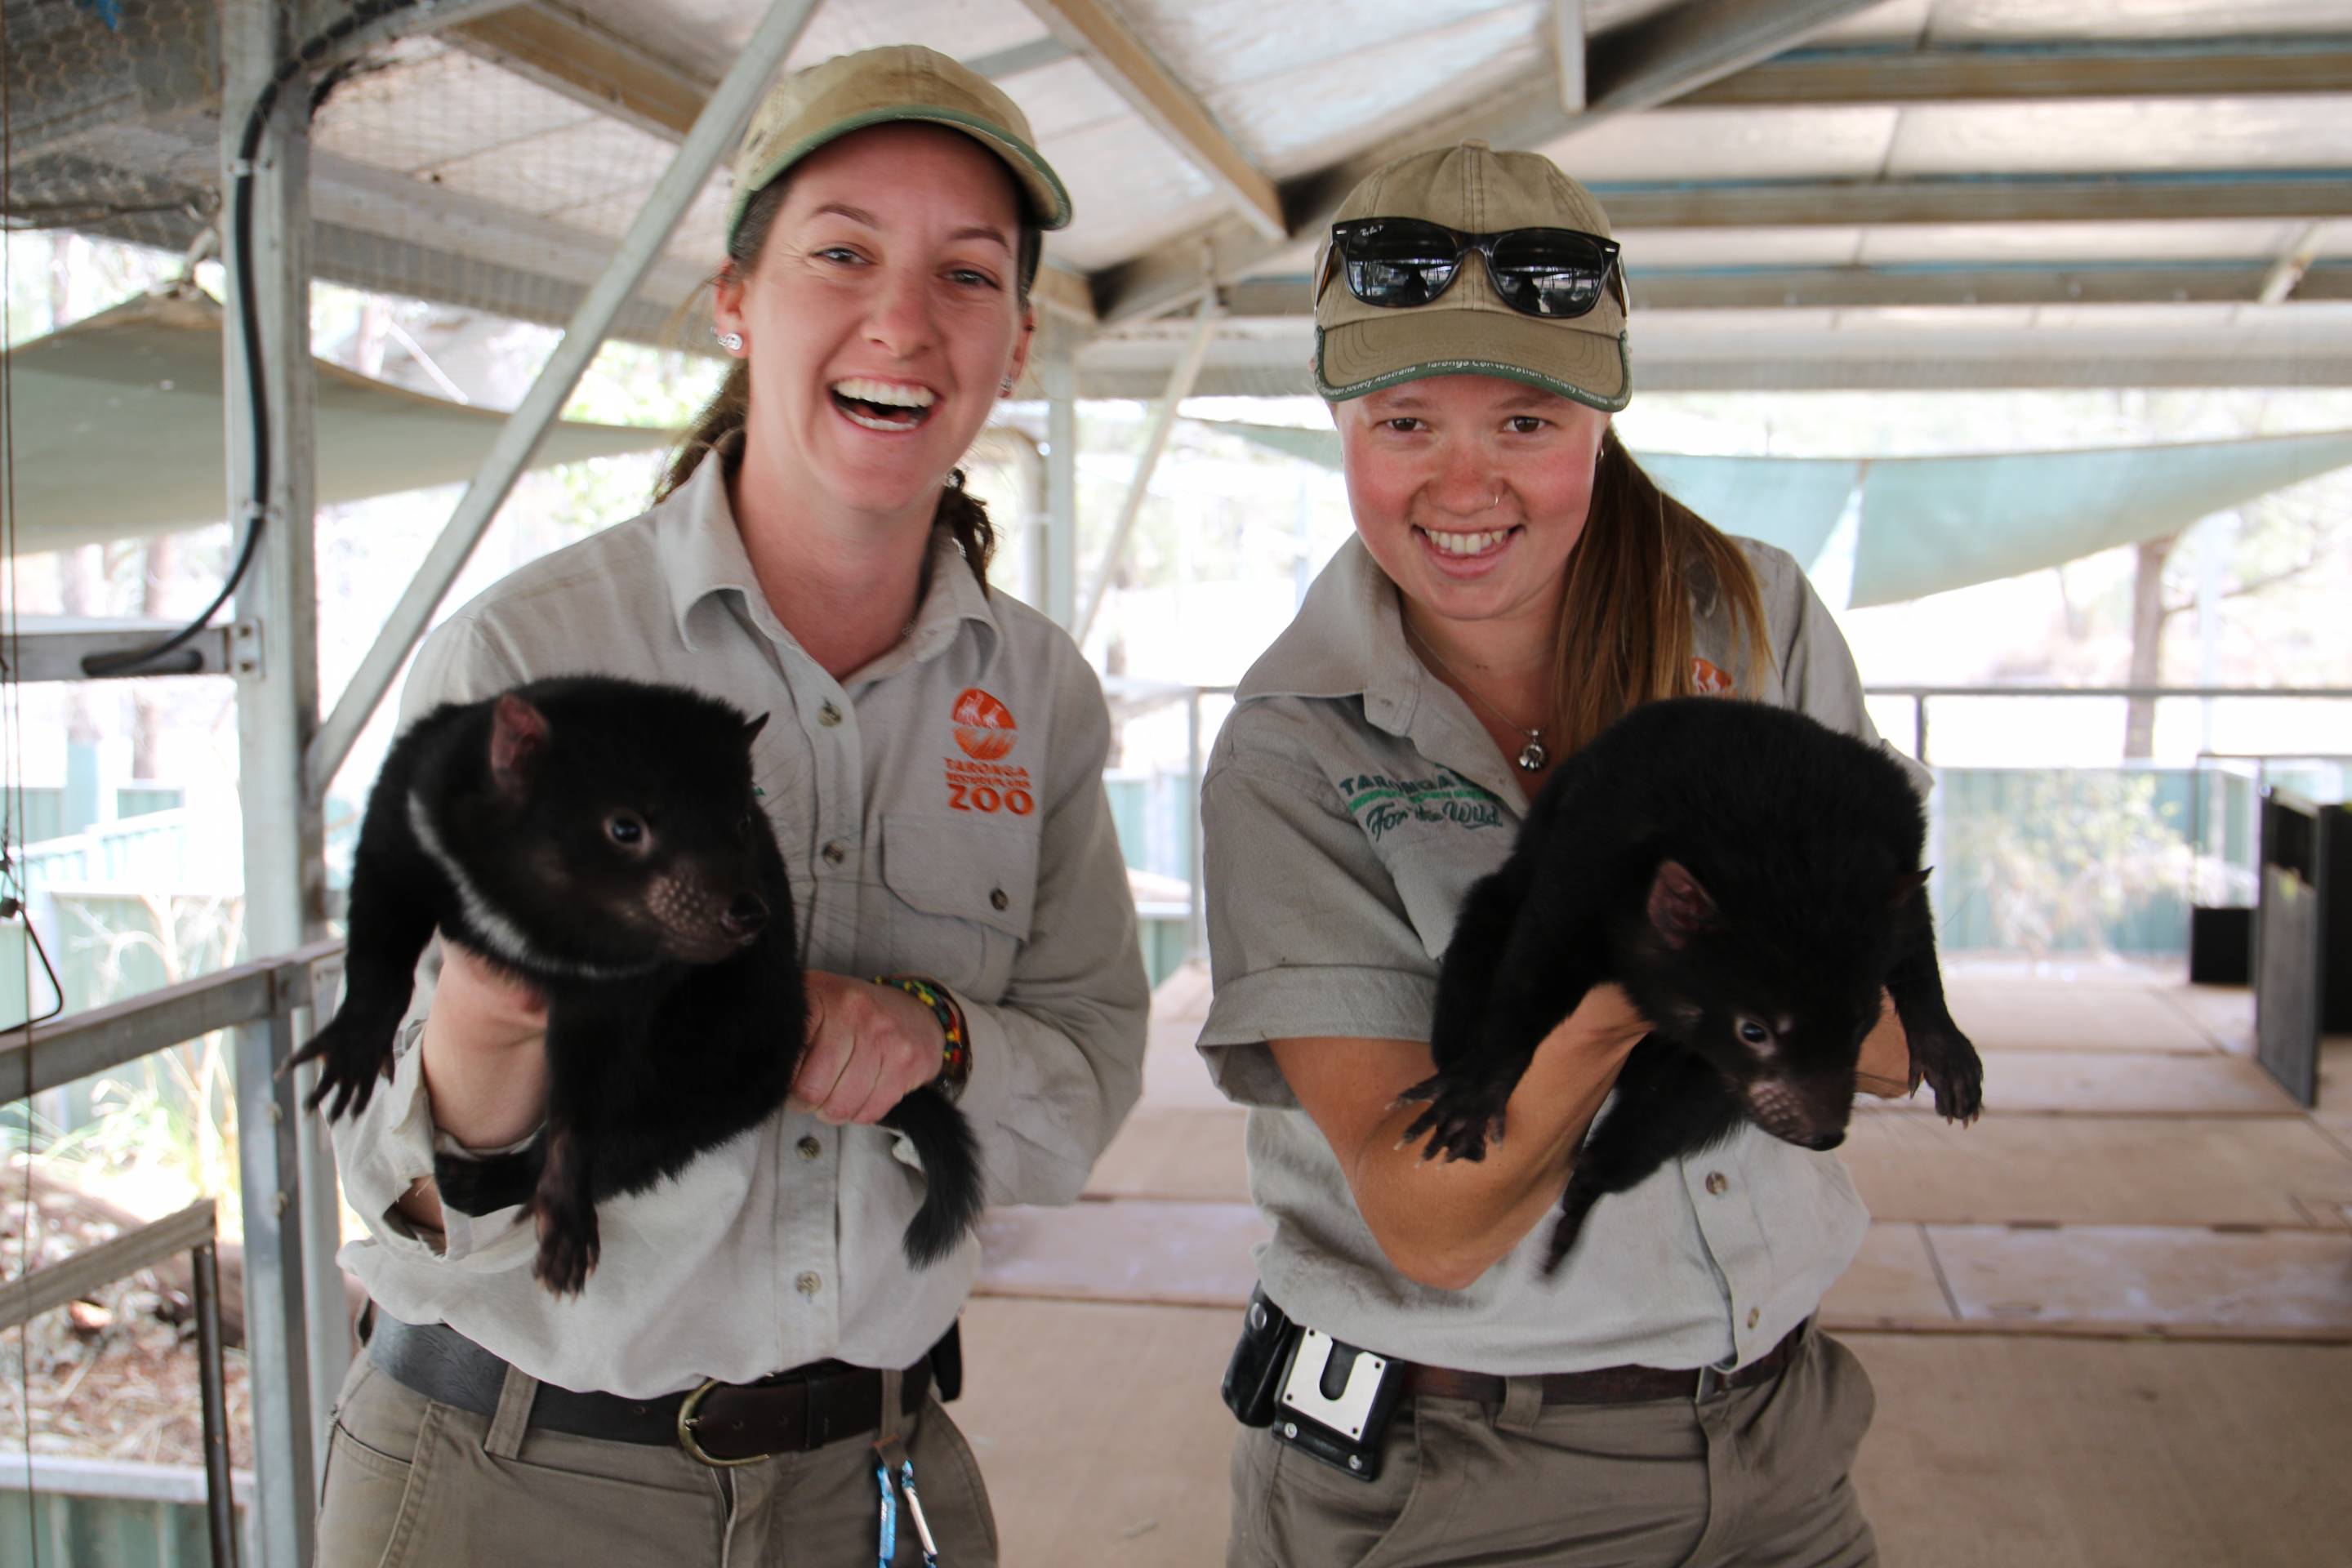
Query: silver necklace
1404 621 1551 773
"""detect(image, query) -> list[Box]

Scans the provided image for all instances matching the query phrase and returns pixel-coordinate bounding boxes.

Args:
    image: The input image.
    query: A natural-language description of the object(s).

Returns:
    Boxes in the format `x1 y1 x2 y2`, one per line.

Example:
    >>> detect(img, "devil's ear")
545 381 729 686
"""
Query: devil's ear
742 712 770 748
1886 867 1931 908
489 693 550 800
1646 859 1720 949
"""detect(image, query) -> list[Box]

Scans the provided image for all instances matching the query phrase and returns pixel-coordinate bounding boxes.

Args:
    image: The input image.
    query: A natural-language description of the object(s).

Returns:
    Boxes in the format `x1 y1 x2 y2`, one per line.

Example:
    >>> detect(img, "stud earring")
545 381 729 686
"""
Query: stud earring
1000 375 1015 394
715 329 744 353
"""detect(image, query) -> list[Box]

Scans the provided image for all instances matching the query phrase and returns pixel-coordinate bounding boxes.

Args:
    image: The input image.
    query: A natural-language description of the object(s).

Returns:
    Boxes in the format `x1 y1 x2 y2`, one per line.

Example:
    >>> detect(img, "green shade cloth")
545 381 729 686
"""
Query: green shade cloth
10 290 676 553
1195 418 2352 606
1641 453 1858 571
1846 430 2352 608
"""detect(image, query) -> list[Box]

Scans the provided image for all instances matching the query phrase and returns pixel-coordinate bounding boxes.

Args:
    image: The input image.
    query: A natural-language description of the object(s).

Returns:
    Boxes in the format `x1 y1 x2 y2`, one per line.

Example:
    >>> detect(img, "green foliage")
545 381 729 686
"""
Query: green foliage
1938 771 2193 957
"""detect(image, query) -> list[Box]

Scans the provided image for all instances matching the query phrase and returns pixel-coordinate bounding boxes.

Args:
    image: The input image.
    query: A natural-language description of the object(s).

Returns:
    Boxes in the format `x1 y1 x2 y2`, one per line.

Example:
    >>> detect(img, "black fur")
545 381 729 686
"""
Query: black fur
1401 697 1981 1274
288 675 982 1294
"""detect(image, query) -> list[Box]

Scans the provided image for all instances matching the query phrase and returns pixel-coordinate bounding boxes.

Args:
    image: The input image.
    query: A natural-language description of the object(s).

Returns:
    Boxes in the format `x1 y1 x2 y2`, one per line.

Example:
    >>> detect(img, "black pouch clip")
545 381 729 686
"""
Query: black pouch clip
1220 1286 1294 1428
1270 1326 1407 1484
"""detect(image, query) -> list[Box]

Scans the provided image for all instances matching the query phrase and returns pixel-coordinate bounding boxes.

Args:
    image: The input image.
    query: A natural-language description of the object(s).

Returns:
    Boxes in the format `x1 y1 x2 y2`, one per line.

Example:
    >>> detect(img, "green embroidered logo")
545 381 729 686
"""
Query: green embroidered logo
1339 767 1503 840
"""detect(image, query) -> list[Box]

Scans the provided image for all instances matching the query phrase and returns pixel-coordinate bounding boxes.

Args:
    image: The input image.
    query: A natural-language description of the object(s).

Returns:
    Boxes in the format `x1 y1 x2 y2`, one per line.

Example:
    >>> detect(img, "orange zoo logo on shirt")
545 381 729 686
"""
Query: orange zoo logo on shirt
945 688 1035 816
1690 657 1735 696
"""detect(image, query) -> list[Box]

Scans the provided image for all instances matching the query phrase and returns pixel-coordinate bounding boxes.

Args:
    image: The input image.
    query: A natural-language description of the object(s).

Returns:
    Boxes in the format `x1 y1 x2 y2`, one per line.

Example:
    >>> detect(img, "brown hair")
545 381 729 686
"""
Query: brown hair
1546 425 1774 756
657 165 1045 587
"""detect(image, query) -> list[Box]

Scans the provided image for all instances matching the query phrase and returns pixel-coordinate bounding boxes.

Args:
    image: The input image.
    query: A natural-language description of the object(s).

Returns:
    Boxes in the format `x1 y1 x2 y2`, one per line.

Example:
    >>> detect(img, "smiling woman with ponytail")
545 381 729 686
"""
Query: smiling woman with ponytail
314 46 1147 1568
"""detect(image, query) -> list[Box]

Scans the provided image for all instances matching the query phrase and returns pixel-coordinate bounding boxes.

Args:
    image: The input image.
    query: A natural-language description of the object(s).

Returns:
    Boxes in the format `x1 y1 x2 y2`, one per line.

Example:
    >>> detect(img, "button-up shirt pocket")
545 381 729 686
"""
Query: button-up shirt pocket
878 813 1040 1000
1381 830 1517 962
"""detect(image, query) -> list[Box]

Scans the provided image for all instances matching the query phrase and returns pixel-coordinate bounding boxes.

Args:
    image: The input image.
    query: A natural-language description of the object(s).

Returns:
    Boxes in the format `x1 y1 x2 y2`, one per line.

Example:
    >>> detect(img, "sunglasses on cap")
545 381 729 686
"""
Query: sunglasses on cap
1329 218 1624 320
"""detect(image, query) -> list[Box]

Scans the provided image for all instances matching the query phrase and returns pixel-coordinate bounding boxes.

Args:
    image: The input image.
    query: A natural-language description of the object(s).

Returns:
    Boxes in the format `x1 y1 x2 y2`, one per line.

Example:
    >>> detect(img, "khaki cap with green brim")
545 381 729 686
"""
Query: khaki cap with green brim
725 44 1072 250
1313 140 1630 412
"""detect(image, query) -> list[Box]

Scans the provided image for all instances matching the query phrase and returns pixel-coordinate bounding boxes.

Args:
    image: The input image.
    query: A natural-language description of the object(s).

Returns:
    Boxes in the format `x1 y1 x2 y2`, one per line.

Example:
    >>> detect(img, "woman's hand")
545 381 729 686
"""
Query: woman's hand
399 942 552 1233
1853 989 1914 1098
1272 982 1650 1291
791 973 947 1125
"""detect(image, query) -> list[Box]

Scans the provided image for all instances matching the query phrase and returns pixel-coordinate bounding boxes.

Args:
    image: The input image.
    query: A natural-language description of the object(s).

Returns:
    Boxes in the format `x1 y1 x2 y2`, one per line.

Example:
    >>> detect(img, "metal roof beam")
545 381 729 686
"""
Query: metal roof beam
1592 173 2352 229
1553 0 1588 114
1682 38 2352 106
1014 0 1285 241
448 1 711 142
1217 261 2351 314
1633 261 2352 310
1090 0 1884 323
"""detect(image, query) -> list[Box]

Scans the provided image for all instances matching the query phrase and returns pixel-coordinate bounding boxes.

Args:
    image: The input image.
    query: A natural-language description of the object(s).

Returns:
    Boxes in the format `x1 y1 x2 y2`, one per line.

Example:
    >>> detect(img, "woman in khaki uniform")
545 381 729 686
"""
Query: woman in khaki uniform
314 47 1148 1566
1200 142 1922 1567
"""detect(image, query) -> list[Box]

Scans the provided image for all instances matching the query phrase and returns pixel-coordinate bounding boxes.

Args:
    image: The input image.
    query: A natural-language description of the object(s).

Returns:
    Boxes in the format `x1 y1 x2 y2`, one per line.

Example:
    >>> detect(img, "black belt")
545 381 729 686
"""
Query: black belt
1404 1319 1809 1405
365 1312 947 1464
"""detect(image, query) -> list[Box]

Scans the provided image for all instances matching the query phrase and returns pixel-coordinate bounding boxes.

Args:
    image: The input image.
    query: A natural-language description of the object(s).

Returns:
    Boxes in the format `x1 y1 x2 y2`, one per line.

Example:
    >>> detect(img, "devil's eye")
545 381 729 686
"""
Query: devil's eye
1737 1019 1771 1045
607 813 645 845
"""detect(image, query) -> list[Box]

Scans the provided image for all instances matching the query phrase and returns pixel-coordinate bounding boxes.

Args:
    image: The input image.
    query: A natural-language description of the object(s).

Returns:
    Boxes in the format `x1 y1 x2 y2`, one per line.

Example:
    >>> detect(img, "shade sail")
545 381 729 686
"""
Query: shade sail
1195 418 2352 607
1846 431 2352 608
7 290 675 552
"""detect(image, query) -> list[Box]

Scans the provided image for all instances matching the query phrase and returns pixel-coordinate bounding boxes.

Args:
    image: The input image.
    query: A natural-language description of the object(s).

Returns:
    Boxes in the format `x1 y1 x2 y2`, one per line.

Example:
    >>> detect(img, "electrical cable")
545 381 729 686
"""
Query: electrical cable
82 0 420 679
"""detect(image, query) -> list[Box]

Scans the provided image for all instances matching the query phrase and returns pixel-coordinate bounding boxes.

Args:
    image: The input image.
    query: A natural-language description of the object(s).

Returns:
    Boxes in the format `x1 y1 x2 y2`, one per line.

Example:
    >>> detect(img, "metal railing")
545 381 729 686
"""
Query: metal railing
1864 684 2352 766
0 1201 237 1566
2 939 344 1566
1097 679 2352 961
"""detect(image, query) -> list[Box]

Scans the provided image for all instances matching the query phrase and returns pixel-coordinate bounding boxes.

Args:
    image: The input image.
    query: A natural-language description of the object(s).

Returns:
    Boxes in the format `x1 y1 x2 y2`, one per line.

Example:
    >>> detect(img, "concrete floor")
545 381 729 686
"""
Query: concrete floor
956 961 2352 1566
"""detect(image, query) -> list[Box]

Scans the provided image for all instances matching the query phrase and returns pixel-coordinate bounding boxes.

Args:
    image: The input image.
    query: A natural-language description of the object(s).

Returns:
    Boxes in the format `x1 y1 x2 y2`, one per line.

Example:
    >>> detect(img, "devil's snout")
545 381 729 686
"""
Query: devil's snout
719 893 768 940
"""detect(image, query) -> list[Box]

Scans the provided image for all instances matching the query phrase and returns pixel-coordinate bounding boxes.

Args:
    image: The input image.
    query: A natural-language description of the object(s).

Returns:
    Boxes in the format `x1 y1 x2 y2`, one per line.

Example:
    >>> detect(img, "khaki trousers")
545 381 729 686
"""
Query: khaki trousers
316 1346 997 1567
1228 1326 1878 1568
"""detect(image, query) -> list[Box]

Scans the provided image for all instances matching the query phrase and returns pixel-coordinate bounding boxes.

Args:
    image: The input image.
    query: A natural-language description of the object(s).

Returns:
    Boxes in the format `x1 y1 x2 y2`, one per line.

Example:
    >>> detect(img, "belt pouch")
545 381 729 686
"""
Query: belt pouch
1221 1286 1295 1428
1269 1325 1406 1484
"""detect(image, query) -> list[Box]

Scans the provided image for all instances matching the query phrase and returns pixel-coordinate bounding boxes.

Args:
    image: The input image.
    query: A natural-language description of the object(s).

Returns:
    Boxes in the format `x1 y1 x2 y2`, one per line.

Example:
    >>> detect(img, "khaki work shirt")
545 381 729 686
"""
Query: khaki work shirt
1199 534 1922 1377
334 458 1149 1398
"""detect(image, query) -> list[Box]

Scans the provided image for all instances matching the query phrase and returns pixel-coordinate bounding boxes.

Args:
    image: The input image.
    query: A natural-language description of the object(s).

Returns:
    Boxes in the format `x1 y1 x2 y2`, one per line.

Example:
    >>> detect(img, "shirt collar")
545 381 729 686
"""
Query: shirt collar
1236 535 1429 738
661 457 1001 668
1235 534 1537 811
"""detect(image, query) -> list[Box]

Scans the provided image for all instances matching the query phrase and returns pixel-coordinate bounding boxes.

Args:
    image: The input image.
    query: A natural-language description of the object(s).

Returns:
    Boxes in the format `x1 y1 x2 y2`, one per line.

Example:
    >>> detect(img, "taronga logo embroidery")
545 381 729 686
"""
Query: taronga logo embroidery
1690 657 1735 696
945 688 1034 816
952 688 1018 760
1339 766 1503 841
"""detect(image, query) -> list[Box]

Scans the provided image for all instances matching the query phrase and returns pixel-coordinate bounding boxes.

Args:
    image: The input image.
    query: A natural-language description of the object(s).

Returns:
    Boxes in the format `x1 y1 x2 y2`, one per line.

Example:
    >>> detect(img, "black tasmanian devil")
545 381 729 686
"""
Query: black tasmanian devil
1401 696 1982 1274
288 675 982 1295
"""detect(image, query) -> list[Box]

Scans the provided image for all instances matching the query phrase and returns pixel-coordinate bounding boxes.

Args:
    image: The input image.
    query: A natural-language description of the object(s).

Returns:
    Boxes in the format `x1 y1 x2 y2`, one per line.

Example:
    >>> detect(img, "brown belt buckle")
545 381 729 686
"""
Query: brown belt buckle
677 1377 771 1468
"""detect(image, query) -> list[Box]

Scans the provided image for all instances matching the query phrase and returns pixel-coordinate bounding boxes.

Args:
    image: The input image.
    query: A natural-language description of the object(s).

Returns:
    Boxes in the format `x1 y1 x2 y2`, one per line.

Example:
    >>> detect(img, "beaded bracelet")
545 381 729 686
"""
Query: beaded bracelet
874 973 970 1102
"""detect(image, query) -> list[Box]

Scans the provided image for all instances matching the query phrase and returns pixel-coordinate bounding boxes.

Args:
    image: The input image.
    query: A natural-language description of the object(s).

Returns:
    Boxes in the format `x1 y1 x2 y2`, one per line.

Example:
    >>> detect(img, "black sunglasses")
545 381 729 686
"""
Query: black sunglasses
1329 218 1624 320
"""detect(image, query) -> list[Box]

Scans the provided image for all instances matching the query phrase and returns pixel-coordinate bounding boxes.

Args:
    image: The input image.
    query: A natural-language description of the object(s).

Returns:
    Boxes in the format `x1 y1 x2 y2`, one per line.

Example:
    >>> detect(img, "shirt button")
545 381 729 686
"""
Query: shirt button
1747 1307 1761 1330
989 888 1009 911
821 840 847 866
818 701 843 728
796 1271 822 1297
1704 1171 1729 1196
797 1136 822 1160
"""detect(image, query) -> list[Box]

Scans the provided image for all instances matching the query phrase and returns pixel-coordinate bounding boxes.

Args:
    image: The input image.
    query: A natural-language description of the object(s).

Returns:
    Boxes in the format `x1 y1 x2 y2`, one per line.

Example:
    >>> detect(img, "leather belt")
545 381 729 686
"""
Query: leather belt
366 1313 936 1463
1402 1320 1808 1406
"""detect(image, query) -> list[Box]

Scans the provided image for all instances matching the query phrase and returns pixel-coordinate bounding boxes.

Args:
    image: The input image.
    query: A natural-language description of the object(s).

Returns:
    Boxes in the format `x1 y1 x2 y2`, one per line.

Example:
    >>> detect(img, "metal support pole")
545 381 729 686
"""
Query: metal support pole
1073 296 1220 644
194 1239 240 1568
221 3 327 1554
308 0 824 799
1186 690 1205 961
1913 694 1929 767
1040 319 1082 628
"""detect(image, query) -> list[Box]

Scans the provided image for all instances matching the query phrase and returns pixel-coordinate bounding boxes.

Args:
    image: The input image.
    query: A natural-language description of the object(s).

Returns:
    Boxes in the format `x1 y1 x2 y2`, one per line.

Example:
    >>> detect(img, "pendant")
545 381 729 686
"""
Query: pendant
1517 738 1548 772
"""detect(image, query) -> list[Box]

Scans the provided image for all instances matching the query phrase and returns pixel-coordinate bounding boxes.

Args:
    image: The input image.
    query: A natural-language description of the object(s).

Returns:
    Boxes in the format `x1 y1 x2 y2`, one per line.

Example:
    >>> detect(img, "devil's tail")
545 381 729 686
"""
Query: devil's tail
880 1087 985 1267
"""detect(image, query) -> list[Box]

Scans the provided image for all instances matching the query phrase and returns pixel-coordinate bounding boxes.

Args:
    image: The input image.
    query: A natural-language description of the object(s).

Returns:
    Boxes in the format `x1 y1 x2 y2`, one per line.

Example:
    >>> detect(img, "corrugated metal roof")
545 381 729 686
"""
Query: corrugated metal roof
9 0 2349 390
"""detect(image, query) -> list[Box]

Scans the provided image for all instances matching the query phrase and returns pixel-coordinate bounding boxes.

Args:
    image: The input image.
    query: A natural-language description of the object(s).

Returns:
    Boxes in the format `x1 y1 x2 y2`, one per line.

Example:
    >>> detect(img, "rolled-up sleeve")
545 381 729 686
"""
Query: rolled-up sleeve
328 616 538 1266
1195 712 1439 1110
950 655 1149 1207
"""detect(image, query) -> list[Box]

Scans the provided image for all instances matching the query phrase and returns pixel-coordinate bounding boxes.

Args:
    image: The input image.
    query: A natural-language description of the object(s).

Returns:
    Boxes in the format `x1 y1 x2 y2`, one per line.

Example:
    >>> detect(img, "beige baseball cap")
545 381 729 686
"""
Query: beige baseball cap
1312 140 1630 411
725 44 1072 251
